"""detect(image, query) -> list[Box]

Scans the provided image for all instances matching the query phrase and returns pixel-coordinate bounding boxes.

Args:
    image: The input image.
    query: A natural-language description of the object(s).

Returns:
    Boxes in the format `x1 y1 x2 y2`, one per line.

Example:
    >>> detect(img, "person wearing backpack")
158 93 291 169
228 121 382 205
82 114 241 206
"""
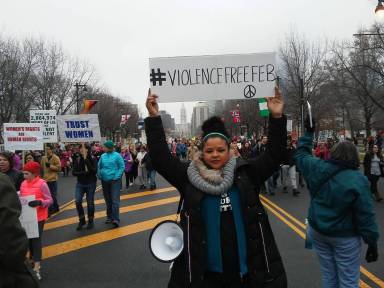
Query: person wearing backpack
294 118 379 288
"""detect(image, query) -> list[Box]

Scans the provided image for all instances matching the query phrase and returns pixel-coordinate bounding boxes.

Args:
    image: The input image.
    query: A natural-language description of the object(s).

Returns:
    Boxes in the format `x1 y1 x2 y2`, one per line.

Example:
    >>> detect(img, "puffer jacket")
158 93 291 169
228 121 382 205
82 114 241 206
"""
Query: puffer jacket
97 151 125 182
145 116 288 288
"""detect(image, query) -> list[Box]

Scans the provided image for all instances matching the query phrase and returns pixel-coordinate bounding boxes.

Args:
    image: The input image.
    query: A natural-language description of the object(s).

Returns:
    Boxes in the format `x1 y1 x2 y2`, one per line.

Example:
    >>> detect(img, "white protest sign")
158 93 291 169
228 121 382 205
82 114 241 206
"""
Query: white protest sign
19 195 39 239
57 114 101 142
318 130 333 142
149 52 276 102
30 110 57 143
3 123 44 151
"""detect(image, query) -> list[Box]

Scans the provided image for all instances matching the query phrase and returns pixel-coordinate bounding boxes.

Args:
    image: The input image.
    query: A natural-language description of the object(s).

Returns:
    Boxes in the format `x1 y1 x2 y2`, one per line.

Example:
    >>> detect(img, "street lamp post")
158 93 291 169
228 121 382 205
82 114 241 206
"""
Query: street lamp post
74 82 87 114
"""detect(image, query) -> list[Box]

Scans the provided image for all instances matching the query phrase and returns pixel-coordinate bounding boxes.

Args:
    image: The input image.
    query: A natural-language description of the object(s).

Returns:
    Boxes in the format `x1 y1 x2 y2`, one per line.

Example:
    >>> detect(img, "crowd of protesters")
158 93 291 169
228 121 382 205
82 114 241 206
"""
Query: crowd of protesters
0 110 382 286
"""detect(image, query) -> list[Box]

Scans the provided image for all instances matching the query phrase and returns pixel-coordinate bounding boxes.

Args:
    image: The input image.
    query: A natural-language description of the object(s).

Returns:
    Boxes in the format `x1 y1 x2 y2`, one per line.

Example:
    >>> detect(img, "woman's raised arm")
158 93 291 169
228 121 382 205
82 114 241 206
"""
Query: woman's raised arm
145 89 189 193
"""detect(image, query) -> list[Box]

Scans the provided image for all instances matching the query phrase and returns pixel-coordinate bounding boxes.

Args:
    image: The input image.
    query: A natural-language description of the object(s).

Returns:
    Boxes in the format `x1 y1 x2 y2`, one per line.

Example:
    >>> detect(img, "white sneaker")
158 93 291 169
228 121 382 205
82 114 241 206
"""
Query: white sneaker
34 263 42 281
35 270 42 281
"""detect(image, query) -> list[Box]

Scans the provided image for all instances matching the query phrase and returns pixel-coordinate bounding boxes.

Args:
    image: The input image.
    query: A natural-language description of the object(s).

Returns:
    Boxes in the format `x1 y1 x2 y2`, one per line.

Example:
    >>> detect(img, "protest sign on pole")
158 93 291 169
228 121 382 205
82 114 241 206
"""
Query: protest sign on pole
149 52 276 102
29 110 57 143
3 123 44 151
57 114 101 142
18 195 39 239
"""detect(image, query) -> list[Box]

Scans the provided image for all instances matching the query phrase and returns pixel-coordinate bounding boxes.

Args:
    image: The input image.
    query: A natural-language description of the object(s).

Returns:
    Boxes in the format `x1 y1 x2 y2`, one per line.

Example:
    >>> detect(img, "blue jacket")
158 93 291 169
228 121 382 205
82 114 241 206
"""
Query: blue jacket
294 132 379 246
97 151 125 182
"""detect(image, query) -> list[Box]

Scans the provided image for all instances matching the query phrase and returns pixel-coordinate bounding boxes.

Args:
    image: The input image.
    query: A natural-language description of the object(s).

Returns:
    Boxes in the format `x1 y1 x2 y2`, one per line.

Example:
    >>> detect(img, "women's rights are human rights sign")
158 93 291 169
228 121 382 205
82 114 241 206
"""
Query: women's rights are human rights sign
149 52 276 103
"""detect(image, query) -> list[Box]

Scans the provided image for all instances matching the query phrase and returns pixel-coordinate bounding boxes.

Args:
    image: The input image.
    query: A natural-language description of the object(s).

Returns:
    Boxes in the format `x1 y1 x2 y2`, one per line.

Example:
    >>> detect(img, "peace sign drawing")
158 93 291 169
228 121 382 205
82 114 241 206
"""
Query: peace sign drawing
243 85 256 98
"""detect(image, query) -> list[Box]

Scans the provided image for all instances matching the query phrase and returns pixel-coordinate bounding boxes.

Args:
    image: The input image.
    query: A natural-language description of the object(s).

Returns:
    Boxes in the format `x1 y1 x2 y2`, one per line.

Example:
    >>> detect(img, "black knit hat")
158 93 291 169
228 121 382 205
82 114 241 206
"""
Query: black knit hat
201 116 230 143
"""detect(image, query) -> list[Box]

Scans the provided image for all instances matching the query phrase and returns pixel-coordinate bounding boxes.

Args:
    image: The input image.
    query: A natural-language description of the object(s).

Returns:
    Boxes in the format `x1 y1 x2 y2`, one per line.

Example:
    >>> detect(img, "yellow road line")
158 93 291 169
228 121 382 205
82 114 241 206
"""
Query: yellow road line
49 185 102 218
42 214 175 259
260 195 306 230
44 196 180 231
359 280 372 288
261 197 383 288
360 267 384 287
260 200 306 239
60 186 176 212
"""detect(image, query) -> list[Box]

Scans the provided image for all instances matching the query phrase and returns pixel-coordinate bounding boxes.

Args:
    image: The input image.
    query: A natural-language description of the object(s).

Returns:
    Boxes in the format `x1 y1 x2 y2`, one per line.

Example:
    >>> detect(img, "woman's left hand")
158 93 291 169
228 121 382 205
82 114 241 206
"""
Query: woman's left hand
266 87 284 118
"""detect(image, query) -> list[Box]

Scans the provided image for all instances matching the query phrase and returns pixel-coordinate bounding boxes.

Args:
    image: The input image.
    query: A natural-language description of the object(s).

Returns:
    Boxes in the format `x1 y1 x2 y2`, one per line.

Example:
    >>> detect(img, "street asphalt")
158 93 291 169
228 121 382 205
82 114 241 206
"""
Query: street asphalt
40 172 384 288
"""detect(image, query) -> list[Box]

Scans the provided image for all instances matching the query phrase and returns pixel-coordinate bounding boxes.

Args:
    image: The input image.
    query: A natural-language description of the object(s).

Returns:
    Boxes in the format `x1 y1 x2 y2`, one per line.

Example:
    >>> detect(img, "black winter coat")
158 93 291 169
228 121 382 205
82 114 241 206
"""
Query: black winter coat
145 116 288 288
0 173 39 288
72 153 98 184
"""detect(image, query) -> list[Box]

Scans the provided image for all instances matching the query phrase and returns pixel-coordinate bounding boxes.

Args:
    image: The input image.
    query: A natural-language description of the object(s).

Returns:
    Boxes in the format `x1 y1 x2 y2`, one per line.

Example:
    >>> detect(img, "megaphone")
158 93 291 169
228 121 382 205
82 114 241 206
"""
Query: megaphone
149 220 184 263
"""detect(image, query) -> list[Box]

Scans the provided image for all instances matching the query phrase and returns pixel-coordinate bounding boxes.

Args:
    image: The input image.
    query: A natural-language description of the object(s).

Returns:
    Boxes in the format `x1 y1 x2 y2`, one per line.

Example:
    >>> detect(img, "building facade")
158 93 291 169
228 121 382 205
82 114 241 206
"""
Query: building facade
191 102 210 136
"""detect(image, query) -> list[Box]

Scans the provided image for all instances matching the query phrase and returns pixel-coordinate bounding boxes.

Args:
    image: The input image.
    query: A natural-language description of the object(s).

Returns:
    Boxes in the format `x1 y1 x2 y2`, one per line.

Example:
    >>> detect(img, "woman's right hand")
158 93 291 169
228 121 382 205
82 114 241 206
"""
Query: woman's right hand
146 88 159 117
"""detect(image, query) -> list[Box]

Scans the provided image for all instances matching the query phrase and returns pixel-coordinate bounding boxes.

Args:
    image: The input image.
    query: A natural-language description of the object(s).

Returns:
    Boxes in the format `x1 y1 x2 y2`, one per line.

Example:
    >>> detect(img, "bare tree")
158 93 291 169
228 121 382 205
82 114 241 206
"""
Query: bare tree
278 30 330 133
30 39 95 114
328 35 384 136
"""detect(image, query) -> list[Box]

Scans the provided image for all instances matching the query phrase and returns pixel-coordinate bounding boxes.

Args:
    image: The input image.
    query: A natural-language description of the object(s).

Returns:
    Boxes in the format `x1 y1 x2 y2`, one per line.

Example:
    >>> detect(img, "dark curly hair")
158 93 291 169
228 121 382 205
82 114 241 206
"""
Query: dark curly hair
201 116 230 147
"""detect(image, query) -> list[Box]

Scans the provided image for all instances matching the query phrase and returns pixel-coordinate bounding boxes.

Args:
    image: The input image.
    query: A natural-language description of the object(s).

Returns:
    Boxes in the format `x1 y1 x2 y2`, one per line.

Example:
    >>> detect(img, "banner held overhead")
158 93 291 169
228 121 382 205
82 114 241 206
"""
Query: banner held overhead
57 114 101 142
149 52 276 103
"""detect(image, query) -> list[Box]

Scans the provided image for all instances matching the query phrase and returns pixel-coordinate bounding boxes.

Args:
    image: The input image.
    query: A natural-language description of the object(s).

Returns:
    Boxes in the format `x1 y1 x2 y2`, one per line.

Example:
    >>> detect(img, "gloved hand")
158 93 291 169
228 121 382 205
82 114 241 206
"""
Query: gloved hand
305 116 316 133
45 162 50 168
365 244 378 263
28 200 42 208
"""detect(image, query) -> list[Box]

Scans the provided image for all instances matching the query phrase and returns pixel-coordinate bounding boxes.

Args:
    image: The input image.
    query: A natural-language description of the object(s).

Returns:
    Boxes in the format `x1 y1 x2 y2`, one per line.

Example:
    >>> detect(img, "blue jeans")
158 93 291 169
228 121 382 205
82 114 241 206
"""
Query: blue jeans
101 180 121 223
309 226 362 288
75 182 96 220
47 181 59 214
147 170 156 187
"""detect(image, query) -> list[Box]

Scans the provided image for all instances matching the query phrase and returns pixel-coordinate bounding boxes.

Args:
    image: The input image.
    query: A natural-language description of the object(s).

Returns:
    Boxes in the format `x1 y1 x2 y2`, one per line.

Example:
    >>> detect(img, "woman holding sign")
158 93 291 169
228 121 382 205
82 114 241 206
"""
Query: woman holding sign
145 88 287 288
20 161 53 281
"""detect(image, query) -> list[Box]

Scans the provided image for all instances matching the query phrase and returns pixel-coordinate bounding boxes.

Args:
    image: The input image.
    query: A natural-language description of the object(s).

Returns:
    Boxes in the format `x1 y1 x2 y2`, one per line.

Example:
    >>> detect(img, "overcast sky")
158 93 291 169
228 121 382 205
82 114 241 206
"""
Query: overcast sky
0 0 379 123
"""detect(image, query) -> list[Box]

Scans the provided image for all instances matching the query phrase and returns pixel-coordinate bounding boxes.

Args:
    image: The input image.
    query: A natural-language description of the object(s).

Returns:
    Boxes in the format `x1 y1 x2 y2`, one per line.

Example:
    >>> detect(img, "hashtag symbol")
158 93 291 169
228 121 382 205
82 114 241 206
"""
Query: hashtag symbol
150 68 166 86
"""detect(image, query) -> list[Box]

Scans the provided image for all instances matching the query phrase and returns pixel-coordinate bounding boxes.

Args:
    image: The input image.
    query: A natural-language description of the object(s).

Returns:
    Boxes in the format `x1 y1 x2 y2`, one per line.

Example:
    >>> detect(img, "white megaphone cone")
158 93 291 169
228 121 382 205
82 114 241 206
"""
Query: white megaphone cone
149 220 184 262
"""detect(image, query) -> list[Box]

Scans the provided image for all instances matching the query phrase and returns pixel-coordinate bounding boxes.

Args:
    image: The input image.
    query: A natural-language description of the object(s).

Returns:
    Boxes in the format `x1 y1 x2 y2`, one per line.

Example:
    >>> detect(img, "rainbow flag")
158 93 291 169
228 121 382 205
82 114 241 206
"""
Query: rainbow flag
81 100 98 114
